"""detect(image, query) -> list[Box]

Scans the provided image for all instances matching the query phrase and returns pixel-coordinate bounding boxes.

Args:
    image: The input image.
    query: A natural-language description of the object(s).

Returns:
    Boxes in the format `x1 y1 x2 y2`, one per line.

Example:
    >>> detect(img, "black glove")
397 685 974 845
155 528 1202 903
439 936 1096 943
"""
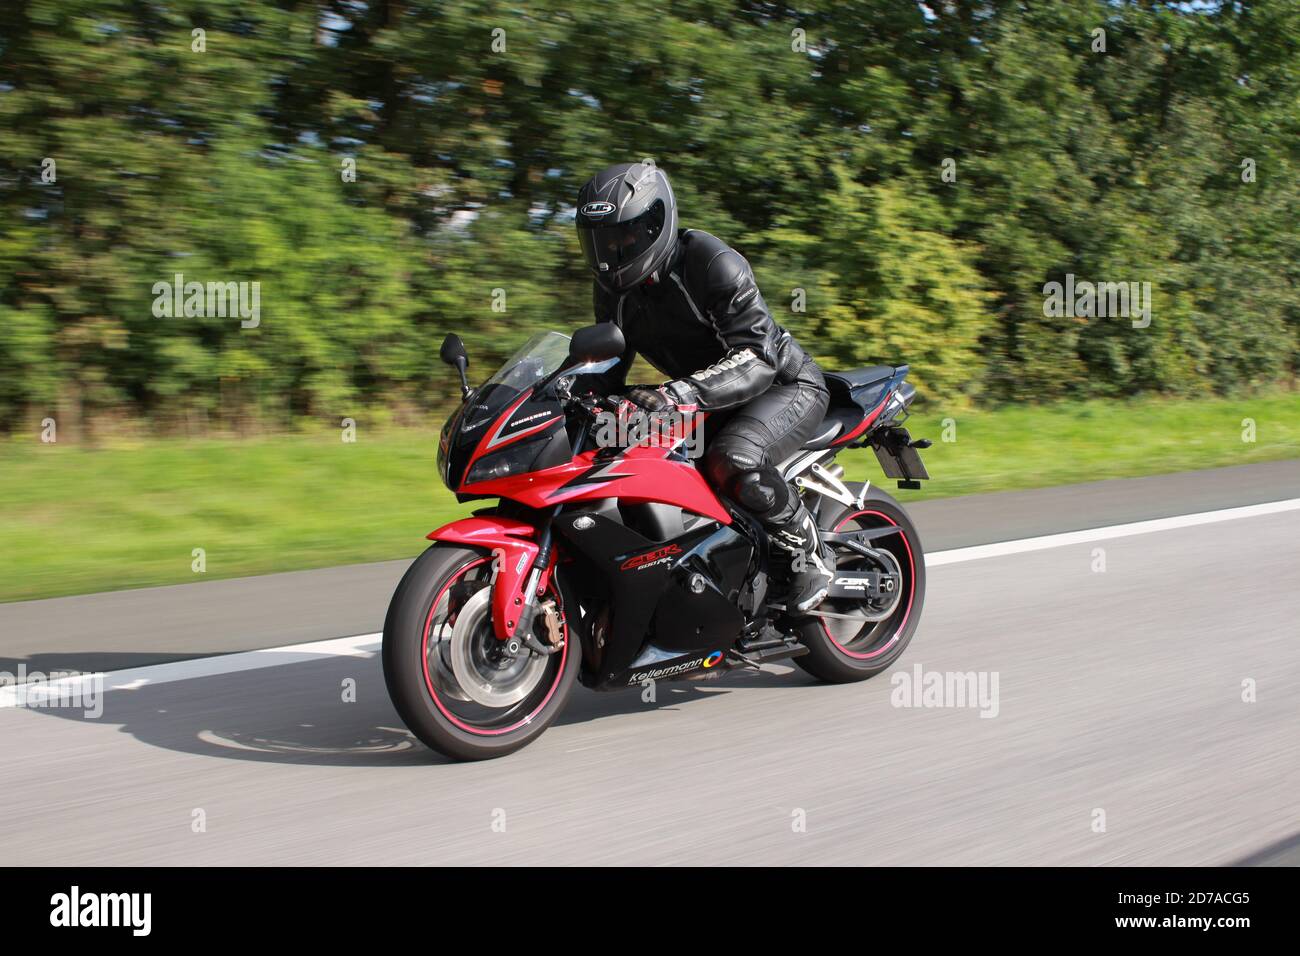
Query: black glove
625 384 674 412
624 380 698 412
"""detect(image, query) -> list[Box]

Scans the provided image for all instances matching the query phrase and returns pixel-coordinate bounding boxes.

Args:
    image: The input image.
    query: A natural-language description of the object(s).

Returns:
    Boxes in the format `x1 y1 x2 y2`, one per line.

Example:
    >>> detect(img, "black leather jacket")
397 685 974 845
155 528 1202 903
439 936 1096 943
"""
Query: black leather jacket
589 229 813 411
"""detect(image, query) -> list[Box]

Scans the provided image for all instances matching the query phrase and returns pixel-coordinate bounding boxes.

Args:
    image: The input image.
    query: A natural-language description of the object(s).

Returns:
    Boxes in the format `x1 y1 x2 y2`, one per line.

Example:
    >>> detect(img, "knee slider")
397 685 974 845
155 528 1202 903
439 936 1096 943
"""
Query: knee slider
748 466 795 522
705 438 763 486
733 471 777 513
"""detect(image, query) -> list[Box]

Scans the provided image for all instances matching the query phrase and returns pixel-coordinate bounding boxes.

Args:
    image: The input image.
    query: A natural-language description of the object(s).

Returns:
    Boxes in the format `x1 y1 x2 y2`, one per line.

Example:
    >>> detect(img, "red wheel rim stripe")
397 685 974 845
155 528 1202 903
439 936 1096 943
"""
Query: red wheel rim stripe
419 557 569 736
818 509 916 660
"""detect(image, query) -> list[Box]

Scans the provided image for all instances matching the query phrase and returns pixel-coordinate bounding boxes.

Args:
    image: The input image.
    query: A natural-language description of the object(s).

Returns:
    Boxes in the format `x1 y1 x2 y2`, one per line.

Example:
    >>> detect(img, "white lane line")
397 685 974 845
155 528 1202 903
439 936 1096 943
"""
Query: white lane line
3 497 1296 703
0 633 379 708
926 497 1300 567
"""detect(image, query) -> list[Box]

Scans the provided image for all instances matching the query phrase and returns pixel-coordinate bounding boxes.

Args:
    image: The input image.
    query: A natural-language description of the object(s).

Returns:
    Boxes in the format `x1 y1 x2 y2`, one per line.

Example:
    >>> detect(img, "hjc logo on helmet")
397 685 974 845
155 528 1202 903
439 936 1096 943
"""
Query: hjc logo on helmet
581 201 616 217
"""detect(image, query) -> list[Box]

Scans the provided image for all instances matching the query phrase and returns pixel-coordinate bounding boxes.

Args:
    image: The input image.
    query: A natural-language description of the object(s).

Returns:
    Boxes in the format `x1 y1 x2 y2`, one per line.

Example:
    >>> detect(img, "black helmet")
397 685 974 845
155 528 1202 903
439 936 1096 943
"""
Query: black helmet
576 162 678 293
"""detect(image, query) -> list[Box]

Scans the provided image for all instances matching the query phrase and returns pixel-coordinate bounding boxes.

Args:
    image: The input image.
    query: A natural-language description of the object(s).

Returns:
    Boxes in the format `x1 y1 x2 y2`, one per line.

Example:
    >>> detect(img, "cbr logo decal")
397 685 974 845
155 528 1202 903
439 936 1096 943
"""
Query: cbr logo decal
620 544 682 571
581 201 616 217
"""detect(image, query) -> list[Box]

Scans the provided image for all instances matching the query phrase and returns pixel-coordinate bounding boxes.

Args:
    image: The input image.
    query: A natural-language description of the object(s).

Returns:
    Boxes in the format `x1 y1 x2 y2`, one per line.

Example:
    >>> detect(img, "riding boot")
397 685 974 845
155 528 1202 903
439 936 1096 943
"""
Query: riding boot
768 501 836 613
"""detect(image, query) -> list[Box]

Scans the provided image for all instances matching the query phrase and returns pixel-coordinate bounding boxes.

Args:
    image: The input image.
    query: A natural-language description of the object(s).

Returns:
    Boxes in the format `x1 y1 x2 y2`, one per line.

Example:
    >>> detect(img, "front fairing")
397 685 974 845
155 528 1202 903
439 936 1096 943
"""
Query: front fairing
438 332 571 492
438 330 628 496
439 383 570 493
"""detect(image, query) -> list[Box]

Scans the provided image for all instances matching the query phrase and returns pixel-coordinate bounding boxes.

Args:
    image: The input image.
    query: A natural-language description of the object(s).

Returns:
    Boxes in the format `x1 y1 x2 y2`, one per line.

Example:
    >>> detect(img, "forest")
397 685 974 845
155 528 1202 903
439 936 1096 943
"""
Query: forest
1 0 1296 436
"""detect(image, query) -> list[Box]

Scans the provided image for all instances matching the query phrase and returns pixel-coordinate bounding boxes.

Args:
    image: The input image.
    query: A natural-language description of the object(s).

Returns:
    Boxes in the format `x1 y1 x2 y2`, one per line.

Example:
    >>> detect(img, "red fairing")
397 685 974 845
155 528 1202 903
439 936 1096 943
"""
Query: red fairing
831 393 891 447
461 413 732 525
426 516 554 641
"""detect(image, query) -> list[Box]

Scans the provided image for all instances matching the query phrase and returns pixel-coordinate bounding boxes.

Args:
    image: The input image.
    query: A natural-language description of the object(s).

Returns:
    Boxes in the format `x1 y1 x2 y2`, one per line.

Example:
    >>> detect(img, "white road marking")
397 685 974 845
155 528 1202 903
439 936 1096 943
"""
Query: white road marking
926 497 1300 567
3 498 1296 703
0 633 379 708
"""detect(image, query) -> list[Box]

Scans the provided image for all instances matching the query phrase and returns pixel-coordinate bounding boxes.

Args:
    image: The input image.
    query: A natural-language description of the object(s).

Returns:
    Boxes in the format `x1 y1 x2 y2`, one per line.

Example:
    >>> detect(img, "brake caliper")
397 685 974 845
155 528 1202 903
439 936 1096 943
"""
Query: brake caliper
539 599 565 649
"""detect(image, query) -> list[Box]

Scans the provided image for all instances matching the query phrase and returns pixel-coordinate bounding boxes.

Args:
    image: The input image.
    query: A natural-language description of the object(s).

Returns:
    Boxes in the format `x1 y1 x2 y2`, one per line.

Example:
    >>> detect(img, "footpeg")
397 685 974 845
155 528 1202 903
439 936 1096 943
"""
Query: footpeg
731 629 809 667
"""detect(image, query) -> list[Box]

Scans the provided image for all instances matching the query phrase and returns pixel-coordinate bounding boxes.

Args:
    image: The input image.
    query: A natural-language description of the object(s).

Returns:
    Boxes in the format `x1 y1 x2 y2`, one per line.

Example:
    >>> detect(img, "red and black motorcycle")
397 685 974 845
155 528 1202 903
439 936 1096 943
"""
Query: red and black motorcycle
383 324 931 760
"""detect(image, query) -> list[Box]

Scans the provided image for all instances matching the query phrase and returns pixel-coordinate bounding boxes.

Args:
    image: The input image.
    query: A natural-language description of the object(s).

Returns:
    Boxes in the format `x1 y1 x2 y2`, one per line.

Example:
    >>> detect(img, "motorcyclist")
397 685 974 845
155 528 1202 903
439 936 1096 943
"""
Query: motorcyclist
576 161 835 612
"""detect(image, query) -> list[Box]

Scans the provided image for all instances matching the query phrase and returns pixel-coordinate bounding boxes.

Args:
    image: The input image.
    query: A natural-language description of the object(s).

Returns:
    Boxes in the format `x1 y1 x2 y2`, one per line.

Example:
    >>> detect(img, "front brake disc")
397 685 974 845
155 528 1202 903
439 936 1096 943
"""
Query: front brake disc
448 587 550 708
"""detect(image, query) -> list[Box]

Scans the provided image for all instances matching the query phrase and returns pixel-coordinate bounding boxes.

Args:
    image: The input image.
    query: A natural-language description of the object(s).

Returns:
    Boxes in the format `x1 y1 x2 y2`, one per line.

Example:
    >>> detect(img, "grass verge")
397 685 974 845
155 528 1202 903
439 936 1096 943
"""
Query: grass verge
3 389 1297 603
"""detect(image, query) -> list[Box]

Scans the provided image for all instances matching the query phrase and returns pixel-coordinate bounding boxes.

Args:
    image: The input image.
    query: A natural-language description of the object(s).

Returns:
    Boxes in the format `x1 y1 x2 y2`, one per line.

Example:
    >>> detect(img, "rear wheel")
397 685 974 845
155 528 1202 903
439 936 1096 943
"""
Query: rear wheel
792 484 925 682
382 545 579 760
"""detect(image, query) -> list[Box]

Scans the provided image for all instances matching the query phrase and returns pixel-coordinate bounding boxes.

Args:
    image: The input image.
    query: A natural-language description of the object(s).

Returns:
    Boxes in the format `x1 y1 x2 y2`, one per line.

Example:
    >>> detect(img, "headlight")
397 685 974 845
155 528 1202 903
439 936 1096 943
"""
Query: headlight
465 452 521 485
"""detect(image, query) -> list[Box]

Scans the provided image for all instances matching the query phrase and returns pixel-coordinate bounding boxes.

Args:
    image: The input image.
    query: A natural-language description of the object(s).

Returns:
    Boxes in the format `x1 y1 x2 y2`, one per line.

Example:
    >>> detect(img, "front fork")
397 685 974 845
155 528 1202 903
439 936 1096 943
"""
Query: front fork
426 514 557 647
506 401 602 657
505 507 562 658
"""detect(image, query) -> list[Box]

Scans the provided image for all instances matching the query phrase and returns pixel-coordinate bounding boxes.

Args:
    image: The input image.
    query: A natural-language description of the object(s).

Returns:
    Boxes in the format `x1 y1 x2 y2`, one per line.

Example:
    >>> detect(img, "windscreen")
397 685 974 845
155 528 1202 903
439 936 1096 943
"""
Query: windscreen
482 331 573 391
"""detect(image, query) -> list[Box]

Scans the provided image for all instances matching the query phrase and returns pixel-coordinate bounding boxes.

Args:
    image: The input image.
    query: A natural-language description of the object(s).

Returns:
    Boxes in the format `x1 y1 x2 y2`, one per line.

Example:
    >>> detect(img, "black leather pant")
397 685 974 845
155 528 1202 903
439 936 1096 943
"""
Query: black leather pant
702 356 830 529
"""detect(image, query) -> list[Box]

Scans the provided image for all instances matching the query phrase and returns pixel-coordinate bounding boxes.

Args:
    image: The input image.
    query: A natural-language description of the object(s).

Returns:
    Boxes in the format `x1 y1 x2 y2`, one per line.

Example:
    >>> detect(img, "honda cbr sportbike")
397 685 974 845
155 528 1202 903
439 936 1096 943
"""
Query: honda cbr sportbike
382 324 932 760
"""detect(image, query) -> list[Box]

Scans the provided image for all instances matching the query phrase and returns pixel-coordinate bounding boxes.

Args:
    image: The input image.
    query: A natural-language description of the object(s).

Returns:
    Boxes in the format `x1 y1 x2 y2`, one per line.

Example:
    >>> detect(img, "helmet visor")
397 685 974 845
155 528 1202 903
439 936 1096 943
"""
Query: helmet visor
578 200 666 277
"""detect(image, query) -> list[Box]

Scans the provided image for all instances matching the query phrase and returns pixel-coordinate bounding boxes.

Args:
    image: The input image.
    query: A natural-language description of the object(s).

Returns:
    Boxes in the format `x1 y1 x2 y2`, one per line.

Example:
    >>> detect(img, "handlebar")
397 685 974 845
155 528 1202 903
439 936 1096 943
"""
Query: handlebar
564 390 701 460
567 390 624 417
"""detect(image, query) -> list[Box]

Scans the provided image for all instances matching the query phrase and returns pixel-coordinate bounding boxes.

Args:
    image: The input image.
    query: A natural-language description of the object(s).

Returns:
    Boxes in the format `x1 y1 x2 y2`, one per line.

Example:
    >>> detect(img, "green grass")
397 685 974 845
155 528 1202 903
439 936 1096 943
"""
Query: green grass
3 390 1297 603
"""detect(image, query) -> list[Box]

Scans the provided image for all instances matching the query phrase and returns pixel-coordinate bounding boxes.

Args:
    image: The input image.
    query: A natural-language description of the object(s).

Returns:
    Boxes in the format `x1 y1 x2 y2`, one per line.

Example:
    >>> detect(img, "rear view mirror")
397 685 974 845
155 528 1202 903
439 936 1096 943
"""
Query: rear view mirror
569 323 625 364
440 333 468 368
536 324 626 396
439 333 471 398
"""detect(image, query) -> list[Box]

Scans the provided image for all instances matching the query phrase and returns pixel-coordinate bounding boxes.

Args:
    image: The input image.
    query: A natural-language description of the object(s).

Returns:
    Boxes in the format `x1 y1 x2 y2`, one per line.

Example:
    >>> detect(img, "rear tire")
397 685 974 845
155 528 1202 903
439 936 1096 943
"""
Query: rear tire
793 484 926 683
382 544 580 760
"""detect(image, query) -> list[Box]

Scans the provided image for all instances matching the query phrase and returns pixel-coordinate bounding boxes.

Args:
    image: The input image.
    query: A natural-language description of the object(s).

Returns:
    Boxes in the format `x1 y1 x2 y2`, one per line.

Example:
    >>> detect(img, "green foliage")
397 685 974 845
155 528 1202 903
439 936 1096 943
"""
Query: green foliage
0 0 1296 435
5 388 1299 602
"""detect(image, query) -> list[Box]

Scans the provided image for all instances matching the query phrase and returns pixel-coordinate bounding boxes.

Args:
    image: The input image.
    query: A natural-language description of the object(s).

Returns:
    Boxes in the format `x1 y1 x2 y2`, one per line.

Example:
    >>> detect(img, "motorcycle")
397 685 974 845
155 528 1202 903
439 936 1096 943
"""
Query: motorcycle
382 323 931 760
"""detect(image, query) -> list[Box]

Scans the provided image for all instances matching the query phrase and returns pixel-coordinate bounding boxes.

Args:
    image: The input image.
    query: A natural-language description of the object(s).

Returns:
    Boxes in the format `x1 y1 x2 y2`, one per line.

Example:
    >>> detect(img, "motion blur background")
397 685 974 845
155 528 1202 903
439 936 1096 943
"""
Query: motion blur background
1 0 1298 599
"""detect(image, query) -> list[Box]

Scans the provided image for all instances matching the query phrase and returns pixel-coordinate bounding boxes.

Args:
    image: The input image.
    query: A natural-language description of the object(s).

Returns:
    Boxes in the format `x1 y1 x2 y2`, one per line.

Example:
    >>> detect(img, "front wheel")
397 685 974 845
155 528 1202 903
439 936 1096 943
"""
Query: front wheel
382 544 579 760
792 483 926 683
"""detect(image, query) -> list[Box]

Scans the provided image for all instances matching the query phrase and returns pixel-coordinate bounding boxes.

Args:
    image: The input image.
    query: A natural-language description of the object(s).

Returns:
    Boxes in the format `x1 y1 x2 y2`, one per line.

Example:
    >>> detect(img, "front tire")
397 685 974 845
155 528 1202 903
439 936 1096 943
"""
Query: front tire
792 484 926 683
382 544 579 760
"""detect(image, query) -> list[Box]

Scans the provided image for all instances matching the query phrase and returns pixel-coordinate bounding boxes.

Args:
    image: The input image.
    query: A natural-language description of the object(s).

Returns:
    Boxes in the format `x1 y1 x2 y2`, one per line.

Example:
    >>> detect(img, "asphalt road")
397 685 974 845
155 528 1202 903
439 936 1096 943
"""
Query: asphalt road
3 458 1298 673
1 462 1297 865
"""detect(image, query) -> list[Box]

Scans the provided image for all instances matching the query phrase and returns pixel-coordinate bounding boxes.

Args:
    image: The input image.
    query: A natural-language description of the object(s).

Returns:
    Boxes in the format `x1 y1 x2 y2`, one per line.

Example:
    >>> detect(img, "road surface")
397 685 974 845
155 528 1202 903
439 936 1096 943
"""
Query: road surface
1 461 1297 865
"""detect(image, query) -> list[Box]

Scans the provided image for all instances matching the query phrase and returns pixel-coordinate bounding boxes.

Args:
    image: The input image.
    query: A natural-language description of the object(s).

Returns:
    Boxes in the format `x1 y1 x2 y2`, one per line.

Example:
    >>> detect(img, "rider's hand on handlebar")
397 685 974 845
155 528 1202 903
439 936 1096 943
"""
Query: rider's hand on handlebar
624 381 700 415
624 385 674 413
625 381 697 412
